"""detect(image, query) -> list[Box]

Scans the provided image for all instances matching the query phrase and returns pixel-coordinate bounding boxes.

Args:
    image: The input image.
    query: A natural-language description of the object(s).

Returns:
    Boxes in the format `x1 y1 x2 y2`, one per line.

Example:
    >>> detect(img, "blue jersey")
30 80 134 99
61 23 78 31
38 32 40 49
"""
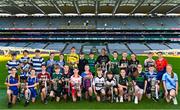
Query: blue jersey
162 72 178 90
146 72 157 81
6 75 19 90
27 77 38 89
46 59 56 74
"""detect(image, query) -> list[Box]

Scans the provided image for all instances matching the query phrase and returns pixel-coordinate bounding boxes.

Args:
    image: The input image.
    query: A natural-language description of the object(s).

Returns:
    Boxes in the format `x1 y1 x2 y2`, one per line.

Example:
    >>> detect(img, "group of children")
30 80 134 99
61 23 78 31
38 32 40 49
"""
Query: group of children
5 47 178 108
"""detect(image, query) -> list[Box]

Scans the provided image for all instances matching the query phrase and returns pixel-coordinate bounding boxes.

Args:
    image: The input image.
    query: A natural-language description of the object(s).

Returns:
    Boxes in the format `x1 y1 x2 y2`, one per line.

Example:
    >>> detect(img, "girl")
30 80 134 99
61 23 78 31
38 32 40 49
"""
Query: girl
162 64 178 105
24 69 38 106
115 69 128 103
132 64 147 104
5 67 20 108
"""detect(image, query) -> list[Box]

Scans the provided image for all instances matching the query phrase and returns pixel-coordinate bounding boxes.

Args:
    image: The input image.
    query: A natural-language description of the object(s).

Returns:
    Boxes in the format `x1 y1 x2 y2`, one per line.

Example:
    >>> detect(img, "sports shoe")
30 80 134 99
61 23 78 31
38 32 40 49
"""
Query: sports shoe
120 96 123 103
24 101 29 107
173 97 178 105
134 96 138 104
8 102 12 108
116 97 119 103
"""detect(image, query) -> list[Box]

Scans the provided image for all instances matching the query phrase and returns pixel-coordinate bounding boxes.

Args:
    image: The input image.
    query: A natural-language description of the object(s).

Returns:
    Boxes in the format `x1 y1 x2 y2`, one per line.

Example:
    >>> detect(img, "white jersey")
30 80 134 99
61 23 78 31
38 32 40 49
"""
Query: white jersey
70 75 82 90
93 77 105 91
105 78 116 88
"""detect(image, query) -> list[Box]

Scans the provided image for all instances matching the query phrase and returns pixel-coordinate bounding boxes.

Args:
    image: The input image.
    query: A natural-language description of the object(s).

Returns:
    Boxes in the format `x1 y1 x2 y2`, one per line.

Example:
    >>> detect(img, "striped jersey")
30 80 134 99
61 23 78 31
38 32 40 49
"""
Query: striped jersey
19 56 31 63
31 57 45 74
6 60 20 74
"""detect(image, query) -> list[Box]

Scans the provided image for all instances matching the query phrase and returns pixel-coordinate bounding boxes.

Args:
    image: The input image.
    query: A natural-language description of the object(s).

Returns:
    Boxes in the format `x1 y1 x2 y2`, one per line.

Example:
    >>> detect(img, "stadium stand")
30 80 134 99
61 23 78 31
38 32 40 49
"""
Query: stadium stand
0 16 179 30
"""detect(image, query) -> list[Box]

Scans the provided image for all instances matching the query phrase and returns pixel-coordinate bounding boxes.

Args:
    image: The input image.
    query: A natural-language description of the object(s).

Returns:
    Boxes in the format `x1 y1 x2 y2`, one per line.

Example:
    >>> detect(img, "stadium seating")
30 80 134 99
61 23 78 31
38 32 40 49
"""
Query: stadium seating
0 16 179 30
127 43 150 54
147 43 170 50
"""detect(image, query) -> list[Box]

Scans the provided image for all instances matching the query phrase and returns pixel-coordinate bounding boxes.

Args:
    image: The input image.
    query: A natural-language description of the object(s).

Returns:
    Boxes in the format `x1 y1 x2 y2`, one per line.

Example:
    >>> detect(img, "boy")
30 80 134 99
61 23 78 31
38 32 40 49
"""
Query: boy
144 52 155 72
37 65 51 104
81 65 93 101
146 66 159 101
70 68 82 102
93 68 106 102
95 48 110 76
87 52 96 76
67 47 79 72
78 52 88 74
24 69 38 107
50 66 63 102
62 65 71 102
105 71 116 103
6 53 20 74
46 52 56 77
110 51 119 75
31 50 45 74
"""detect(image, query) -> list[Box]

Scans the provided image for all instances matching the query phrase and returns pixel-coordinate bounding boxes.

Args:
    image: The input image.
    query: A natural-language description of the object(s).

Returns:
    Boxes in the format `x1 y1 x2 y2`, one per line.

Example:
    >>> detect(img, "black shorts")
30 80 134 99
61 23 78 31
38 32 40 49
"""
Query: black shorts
53 90 62 97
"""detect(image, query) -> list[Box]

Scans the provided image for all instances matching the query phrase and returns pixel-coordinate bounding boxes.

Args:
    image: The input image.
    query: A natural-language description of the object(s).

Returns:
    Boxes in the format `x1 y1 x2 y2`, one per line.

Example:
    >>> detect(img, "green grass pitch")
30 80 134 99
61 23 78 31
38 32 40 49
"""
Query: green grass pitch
0 55 179 109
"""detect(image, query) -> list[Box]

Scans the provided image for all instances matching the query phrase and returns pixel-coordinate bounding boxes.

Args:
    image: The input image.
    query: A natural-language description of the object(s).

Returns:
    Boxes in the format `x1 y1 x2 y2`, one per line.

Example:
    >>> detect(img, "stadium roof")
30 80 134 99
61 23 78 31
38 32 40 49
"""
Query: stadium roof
0 0 179 16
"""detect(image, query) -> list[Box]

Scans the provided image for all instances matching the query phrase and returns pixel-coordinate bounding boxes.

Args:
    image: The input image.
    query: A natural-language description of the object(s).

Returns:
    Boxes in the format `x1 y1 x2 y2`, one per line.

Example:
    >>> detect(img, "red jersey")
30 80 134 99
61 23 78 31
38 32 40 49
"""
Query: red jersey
37 72 51 86
155 58 168 71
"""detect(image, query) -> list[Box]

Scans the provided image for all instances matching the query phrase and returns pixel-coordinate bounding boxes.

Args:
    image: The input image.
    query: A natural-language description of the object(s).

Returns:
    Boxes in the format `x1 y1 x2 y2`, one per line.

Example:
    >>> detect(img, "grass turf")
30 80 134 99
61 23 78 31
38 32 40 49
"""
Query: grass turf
0 55 179 109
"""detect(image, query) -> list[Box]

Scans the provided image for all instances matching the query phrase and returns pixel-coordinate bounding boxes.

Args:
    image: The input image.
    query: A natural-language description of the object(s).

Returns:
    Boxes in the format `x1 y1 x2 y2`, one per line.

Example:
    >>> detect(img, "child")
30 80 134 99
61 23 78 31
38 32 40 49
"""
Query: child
93 68 106 102
162 64 178 105
115 69 129 103
110 51 120 75
119 52 129 74
56 54 65 72
67 47 79 72
132 64 147 104
105 71 116 103
144 52 155 72
46 52 56 77
50 66 63 102
146 66 159 101
37 65 51 104
81 65 93 101
78 52 88 74
70 68 82 102
5 67 20 108
95 48 110 74
62 65 71 102
128 54 140 76
31 50 45 74
24 69 38 107
155 52 168 81
6 53 20 74
88 52 96 76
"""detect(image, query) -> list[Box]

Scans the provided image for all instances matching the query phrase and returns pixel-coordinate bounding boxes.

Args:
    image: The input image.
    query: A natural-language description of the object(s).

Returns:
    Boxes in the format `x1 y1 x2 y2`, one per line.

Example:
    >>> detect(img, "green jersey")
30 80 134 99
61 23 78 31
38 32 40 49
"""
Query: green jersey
52 72 63 91
88 58 96 75
118 76 128 86
110 58 119 75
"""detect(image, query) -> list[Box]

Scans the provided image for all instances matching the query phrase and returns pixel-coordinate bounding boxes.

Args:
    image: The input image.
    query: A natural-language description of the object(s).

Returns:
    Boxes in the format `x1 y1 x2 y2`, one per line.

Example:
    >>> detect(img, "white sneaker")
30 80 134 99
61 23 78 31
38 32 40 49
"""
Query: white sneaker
116 97 119 103
173 97 178 105
120 96 123 102
134 96 138 104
